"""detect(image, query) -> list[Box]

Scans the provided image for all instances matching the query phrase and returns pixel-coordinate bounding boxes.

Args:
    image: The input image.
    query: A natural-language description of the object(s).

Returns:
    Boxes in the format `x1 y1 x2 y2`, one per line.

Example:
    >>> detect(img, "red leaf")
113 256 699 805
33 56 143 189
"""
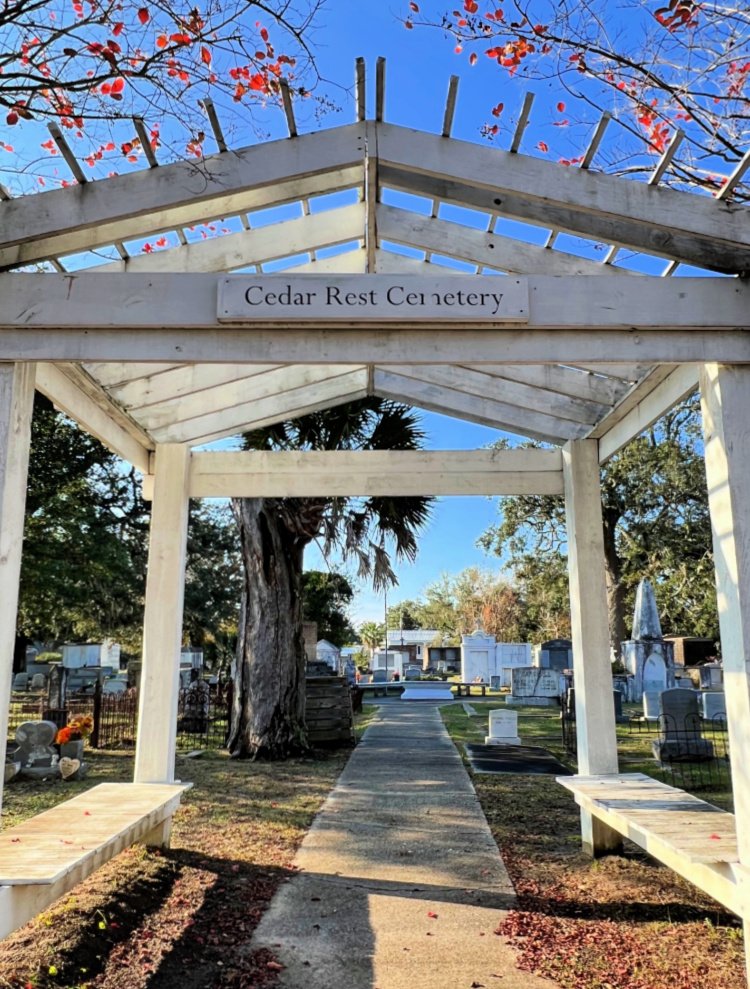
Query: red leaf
260 26 269 42
709 833 722 839
113 21 124 35
137 7 149 24
464 0 478 11
266 961 284 971
537 141 549 152
427 911 438 919
201 46 211 66
6 111 19 125
491 102 504 117
469 52 477 66
556 101 565 112
111 77 125 94
409 0 419 9
156 34 168 49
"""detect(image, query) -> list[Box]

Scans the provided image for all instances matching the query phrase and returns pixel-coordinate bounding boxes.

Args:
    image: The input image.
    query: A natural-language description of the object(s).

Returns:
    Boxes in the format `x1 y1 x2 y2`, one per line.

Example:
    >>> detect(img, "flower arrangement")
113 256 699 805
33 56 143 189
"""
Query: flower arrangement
56 715 93 745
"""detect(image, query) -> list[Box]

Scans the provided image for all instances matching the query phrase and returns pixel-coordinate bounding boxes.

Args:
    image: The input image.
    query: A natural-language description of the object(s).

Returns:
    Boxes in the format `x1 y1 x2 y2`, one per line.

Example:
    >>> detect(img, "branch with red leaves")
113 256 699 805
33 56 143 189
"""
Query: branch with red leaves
407 0 749 199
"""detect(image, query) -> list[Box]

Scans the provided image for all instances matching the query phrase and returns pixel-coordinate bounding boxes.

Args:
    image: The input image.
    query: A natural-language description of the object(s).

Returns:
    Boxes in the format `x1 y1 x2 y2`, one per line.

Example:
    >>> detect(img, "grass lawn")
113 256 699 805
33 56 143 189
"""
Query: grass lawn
442 700 745 989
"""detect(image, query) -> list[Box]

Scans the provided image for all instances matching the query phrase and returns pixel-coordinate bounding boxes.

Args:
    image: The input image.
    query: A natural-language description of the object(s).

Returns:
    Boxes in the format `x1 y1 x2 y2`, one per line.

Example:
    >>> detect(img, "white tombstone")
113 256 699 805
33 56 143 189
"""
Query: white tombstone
506 667 560 707
701 691 727 722
643 652 667 694
485 709 521 746
643 691 661 720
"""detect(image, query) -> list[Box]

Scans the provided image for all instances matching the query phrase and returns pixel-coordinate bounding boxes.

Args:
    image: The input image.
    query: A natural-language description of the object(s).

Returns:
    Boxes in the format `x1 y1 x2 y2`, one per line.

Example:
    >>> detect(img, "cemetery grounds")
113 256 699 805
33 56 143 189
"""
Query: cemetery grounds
0 702 744 989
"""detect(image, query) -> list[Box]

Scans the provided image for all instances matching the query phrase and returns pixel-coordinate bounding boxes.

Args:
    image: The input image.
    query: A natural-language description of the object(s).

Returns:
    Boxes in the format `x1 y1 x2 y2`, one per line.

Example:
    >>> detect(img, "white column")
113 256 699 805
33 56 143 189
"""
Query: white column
134 443 190 787
700 364 750 977
0 364 35 817
562 439 622 856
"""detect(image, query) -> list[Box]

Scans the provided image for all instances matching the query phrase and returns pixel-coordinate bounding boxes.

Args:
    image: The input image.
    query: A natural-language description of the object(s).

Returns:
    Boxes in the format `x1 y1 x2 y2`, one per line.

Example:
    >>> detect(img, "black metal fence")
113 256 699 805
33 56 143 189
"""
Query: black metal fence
6 681 233 752
560 701 732 793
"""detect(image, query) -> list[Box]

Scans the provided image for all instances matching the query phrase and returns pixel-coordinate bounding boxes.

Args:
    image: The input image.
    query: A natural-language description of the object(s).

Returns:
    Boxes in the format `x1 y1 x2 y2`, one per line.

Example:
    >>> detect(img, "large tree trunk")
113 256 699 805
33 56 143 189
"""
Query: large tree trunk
228 498 308 759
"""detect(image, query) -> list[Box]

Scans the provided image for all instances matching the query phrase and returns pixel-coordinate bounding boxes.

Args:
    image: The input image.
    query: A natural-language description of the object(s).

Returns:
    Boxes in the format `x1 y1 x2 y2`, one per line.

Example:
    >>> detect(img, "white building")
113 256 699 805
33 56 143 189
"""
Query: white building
316 639 341 671
386 629 440 667
461 632 532 686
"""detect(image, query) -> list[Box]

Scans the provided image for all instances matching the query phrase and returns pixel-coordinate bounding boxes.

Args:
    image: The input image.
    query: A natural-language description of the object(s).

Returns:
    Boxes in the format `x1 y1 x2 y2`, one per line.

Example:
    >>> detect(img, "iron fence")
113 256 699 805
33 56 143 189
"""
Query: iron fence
6 681 233 752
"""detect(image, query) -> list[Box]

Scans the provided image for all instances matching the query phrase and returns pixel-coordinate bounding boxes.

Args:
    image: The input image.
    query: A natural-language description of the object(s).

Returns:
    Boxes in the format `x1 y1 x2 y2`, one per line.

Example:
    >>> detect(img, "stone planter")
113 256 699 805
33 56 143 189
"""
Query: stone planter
59 739 85 761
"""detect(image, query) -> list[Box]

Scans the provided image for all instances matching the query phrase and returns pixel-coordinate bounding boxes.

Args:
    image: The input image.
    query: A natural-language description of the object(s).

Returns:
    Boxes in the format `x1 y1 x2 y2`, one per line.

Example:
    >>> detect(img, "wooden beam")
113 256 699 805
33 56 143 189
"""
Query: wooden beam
84 204 365 274
0 363 35 817
0 124 366 268
35 364 153 471
700 364 750 979
135 443 189 785
378 204 633 276
375 124 750 272
280 249 366 274
388 364 607 424
131 364 365 431
462 363 627 406
181 448 564 497
102 363 281 409
148 369 370 445
595 365 699 461
562 439 622 857
374 369 584 442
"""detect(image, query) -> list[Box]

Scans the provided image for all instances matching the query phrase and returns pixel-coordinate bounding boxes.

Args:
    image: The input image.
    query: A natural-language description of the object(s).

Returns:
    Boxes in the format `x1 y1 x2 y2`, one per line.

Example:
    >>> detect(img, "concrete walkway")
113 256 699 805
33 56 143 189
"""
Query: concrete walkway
251 704 558 989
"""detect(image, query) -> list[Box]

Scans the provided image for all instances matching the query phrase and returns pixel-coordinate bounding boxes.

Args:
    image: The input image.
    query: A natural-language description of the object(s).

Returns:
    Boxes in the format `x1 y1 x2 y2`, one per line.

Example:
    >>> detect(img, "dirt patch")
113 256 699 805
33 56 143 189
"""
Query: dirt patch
0 747 350 989
475 773 745 989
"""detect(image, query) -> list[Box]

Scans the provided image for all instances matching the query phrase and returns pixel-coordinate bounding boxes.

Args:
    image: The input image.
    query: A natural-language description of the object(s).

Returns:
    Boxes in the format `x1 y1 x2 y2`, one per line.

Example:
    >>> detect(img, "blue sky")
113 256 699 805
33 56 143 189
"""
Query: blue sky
297 5 532 624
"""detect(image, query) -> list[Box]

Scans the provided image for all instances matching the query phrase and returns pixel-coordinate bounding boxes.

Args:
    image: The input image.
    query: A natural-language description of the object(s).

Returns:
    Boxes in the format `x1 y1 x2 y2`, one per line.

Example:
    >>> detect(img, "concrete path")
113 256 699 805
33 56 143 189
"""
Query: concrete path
251 704 558 989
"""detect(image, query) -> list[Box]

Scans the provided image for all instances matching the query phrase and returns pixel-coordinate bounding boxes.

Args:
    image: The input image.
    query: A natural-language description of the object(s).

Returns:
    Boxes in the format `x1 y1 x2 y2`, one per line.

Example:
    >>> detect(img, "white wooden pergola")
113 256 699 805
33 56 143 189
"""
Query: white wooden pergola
1 61 750 969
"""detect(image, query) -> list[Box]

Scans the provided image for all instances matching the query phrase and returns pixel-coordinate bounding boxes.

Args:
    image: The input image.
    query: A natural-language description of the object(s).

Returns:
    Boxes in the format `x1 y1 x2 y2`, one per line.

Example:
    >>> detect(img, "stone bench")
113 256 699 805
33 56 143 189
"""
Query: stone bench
0 781 189 939
557 772 747 919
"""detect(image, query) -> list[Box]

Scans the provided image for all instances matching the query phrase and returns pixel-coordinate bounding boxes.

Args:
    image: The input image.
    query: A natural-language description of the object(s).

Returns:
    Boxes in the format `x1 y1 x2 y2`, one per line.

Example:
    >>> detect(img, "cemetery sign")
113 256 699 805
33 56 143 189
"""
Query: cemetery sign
218 274 529 323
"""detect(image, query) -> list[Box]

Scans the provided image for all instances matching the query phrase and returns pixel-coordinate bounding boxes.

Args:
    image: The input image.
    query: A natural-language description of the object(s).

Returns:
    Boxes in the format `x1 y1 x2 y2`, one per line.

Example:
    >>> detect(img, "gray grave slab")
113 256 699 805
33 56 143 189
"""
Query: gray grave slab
643 691 661 720
701 691 727 722
653 688 714 762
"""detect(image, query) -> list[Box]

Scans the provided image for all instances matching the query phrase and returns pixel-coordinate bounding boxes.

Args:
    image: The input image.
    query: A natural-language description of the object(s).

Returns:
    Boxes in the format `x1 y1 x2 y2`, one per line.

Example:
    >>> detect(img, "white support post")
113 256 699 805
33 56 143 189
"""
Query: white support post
700 364 750 981
562 439 622 857
134 444 190 803
0 363 35 817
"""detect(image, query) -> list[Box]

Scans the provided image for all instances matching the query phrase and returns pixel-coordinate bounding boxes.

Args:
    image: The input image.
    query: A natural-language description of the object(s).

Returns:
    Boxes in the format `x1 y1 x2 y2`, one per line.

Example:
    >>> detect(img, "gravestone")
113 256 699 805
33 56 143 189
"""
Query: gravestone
403 666 421 681
30 673 46 690
15 721 60 780
699 664 723 689
653 688 714 763
102 679 127 695
506 667 560 707
620 579 676 701
702 691 727 723
613 689 628 724
372 669 387 684
643 691 661 720
485 709 521 746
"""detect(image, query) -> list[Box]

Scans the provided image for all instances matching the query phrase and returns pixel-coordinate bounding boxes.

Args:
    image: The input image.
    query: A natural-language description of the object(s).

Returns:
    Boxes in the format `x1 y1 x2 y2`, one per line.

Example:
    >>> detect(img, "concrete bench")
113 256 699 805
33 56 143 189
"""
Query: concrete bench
558 772 747 919
0 781 189 939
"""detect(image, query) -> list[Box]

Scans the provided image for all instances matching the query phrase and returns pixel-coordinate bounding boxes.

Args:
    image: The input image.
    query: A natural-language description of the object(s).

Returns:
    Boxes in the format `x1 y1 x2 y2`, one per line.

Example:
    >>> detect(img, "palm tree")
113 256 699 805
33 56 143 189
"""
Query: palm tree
359 621 384 666
228 398 431 759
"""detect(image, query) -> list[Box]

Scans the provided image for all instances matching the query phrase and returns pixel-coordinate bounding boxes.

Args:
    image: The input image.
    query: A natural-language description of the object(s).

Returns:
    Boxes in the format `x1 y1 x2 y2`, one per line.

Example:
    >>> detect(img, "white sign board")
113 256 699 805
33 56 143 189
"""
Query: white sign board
218 274 529 323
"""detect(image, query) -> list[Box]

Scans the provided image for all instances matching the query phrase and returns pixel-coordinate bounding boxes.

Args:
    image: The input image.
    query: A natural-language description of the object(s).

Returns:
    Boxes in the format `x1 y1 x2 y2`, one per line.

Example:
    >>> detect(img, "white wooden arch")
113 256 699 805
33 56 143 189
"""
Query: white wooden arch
1 59 750 976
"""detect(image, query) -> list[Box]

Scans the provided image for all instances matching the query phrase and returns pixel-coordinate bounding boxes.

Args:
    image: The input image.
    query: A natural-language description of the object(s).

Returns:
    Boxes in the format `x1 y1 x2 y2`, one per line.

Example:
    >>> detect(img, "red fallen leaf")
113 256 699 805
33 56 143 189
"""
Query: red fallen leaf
11 838 20 843
266 960 284 971
709 833 722 839
137 7 149 24
84 810 91 816
427 911 438 919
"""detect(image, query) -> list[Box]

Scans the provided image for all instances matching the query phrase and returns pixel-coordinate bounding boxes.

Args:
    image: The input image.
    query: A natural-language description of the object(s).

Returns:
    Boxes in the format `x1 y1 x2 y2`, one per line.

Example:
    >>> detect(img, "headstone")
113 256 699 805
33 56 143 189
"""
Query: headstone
12 673 29 692
30 673 46 690
632 579 662 639
652 688 714 762
4 760 21 783
506 667 560 707
643 691 661 720
699 664 723 689
613 689 628 724
403 666 421 681
485 709 521 746
372 669 387 684
15 721 60 779
344 657 357 686
102 679 127 695
59 756 82 781
489 675 501 691
701 691 727 723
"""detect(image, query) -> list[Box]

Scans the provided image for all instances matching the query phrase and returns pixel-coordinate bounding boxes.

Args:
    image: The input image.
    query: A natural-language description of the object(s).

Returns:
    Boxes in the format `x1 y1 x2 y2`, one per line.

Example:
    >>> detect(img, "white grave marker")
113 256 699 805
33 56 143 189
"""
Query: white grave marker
486 709 521 746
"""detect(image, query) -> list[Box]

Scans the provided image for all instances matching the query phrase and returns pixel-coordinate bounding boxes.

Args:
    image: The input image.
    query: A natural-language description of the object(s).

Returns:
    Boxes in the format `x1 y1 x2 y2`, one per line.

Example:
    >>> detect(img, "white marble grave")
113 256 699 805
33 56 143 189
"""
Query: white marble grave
485 709 521 746
701 691 727 722
506 667 561 707
400 681 454 701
